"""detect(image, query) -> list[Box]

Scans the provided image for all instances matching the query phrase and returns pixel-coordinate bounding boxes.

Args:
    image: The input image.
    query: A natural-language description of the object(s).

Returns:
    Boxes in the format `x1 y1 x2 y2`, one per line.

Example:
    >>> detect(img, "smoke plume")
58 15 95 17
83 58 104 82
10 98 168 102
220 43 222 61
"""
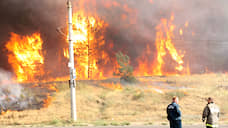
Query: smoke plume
0 0 228 75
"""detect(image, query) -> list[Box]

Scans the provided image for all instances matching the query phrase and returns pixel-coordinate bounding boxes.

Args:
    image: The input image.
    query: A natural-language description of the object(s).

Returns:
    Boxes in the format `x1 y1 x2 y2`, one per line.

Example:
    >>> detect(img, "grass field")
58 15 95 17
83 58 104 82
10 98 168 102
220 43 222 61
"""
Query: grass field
0 73 228 126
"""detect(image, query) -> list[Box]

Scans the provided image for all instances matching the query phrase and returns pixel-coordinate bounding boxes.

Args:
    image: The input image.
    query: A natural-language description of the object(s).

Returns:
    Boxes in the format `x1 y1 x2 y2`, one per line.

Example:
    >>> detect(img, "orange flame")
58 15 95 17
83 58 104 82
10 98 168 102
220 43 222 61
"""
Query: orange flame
0 110 12 115
186 62 191 75
185 21 189 28
5 33 44 82
136 14 187 76
43 94 53 108
179 29 183 35
64 11 109 80
5 33 57 108
153 15 185 75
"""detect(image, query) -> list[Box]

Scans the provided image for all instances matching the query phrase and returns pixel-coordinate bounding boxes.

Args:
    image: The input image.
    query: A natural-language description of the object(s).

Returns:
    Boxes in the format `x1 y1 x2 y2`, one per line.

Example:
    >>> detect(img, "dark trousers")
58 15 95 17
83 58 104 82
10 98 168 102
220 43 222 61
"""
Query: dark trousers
207 127 212 128
169 120 182 128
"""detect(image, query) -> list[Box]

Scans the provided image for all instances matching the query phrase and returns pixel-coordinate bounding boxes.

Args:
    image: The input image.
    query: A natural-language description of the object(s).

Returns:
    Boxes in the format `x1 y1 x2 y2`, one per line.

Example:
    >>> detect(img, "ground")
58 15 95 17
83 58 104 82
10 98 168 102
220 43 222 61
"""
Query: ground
0 74 228 126
1 125 228 128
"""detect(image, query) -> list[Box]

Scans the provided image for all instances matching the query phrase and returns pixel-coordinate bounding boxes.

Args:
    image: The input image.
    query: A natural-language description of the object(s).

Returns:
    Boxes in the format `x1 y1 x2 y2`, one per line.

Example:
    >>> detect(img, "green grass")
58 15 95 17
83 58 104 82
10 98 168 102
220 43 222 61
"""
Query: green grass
120 121 130 126
161 122 168 125
145 122 153 125
93 120 130 126
93 120 109 126
48 119 62 126
46 119 88 126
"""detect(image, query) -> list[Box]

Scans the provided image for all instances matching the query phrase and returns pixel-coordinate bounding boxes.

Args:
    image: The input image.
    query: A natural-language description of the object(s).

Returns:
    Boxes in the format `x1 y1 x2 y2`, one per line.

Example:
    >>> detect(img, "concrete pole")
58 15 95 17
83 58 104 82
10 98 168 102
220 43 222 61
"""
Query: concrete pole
67 0 77 121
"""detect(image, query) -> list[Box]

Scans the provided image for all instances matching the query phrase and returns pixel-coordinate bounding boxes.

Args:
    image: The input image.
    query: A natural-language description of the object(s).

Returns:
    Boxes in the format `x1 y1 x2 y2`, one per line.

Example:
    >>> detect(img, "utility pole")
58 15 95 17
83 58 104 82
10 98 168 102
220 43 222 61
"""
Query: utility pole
67 0 77 121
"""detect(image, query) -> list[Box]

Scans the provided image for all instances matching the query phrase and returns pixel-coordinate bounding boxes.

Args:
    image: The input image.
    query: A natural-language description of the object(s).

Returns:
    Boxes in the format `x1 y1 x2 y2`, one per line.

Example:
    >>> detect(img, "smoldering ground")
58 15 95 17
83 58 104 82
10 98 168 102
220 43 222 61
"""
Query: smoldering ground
0 69 45 114
0 0 228 75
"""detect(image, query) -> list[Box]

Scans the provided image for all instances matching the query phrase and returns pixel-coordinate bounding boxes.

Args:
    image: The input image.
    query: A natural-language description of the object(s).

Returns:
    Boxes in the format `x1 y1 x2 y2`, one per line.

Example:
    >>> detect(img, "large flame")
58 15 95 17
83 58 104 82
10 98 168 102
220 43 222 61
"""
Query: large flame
64 11 109 80
136 14 188 76
6 12 190 83
3 5 194 110
5 33 44 82
154 15 185 75
5 32 58 109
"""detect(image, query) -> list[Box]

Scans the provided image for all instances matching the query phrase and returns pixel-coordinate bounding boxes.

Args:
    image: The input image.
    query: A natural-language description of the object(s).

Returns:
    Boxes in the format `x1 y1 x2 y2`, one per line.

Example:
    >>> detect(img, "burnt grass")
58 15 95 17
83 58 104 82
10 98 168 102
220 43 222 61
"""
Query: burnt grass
0 81 59 113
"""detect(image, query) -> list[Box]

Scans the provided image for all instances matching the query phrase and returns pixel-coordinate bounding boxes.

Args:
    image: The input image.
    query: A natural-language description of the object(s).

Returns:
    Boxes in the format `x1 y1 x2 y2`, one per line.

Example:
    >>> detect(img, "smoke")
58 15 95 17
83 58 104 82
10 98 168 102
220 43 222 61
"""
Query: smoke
0 0 228 75
0 0 68 77
92 0 228 73
0 69 34 112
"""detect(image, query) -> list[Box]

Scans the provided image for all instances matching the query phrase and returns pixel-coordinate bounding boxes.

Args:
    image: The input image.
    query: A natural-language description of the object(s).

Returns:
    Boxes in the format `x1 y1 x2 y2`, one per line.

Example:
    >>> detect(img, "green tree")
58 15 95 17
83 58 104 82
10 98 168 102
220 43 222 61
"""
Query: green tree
114 52 136 83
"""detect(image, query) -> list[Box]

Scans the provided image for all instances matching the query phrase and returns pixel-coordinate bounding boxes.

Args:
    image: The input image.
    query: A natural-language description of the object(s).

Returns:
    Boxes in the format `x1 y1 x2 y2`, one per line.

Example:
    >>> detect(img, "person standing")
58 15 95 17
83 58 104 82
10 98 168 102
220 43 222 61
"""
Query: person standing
202 97 220 128
167 96 182 128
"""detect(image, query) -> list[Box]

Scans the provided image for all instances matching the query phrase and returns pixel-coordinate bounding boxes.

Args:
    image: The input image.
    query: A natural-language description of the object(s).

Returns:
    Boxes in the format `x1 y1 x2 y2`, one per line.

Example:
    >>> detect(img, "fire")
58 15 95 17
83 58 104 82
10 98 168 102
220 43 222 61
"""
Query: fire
4 33 57 109
43 94 53 108
186 62 191 75
100 82 122 90
185 21 189 28
153 15 186 75
179 29 183 35
136 14 187 76
5 33 44 82
64 11 109 80
0 110 12 115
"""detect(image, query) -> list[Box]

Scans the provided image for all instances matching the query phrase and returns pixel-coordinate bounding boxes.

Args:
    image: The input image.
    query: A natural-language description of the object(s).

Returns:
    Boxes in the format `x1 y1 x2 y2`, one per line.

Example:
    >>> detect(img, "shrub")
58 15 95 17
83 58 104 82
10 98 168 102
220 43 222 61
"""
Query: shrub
114 52 136 83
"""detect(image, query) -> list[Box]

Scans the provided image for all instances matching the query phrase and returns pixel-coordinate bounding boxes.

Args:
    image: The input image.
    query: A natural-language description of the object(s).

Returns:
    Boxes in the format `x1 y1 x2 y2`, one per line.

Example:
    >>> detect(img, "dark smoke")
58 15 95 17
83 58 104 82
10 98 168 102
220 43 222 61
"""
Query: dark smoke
0 0 68 77
0 0 67 111
0 0 228 76
93 0 228 73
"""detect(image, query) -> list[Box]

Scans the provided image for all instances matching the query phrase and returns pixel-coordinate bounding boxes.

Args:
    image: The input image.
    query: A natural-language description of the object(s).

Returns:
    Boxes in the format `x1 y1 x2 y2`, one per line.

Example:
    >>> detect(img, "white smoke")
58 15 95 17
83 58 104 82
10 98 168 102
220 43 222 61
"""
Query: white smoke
0 69 33 113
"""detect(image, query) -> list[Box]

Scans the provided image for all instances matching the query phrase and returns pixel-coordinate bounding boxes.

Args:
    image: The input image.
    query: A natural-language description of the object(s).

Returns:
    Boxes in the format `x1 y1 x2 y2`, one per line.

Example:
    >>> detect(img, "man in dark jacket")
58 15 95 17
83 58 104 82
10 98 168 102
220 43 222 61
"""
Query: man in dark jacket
202 97 219 128
167 96 182 128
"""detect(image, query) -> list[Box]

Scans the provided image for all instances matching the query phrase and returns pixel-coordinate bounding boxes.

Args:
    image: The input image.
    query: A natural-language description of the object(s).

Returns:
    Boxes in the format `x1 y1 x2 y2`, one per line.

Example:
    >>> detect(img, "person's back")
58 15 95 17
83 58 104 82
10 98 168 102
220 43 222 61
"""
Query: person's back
167 102 181 121
167 96 182 128
202 97 220 128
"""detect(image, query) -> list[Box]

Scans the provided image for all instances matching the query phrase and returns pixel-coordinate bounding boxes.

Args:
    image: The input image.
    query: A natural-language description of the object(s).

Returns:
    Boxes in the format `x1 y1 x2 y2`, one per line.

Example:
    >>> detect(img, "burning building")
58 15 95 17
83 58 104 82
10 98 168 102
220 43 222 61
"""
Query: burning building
0 0 228 111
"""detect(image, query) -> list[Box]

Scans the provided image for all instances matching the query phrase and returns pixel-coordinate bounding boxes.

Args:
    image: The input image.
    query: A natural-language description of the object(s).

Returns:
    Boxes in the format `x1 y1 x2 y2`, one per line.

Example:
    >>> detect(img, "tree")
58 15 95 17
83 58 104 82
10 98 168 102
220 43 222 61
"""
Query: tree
114 52 136 83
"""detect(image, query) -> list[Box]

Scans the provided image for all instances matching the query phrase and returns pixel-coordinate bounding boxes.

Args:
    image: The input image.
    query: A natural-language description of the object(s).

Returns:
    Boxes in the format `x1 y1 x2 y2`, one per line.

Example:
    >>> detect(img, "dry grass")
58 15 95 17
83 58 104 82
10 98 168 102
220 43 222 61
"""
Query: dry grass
0 73 228 126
